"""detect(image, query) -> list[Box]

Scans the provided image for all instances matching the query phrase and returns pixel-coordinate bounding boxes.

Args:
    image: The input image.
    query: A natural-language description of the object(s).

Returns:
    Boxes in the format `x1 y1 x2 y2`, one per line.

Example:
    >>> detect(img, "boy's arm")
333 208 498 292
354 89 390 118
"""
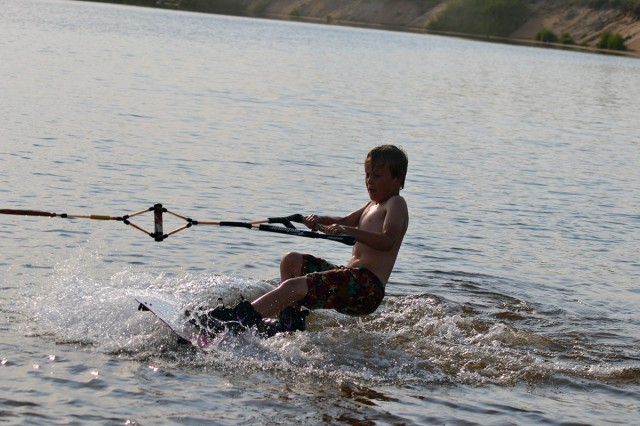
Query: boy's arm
328 196 408 252
304 203 370 230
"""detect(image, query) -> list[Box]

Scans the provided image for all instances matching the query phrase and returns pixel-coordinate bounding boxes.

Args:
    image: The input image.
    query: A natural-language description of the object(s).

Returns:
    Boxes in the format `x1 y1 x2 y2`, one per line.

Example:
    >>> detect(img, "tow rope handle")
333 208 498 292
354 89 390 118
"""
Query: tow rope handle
0 206 355 245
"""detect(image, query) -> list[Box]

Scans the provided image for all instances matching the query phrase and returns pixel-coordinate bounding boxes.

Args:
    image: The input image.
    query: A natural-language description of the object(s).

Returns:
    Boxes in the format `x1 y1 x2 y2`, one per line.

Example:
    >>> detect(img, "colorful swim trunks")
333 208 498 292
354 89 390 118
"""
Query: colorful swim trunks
299 254 385 316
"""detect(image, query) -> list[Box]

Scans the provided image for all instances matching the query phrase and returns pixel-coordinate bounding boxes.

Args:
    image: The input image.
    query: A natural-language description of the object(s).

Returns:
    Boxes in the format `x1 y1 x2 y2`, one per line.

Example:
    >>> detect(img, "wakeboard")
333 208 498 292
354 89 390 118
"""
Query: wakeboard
136 295 309 348
136 296 216 349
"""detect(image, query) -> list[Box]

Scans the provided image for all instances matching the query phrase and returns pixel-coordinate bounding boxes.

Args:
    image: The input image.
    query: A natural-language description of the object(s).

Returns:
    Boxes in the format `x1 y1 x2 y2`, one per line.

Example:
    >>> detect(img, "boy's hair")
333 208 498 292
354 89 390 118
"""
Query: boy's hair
366 145 408 189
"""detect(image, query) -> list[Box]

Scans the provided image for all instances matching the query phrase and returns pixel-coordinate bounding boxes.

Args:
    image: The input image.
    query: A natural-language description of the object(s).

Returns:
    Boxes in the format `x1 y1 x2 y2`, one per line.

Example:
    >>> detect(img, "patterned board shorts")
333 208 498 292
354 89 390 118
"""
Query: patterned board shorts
298 254 385 316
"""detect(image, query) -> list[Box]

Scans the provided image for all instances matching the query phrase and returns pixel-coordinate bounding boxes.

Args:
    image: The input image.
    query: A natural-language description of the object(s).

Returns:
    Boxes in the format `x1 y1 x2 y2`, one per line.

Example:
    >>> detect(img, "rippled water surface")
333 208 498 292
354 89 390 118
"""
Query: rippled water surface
1 0 639 424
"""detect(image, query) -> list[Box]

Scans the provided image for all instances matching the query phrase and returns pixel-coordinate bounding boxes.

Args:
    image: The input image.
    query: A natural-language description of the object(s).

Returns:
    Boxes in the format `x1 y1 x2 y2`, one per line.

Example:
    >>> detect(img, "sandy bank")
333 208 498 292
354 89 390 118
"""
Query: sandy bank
241 0 640 58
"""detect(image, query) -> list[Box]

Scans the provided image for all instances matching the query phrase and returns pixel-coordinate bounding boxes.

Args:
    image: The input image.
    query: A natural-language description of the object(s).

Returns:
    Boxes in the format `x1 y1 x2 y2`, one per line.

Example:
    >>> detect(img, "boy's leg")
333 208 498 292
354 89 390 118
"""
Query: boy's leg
251 276 309 318
256 253 336 318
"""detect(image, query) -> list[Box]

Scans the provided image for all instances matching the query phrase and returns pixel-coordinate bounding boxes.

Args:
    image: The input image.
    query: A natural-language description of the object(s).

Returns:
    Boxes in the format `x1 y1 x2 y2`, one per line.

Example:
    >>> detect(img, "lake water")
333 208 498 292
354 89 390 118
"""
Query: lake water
1 0 639 424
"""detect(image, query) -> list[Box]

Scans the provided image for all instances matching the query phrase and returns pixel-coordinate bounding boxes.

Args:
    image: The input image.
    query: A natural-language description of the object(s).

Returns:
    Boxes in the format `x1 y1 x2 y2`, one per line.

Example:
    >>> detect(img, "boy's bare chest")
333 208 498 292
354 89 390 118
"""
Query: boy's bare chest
359 203 386 231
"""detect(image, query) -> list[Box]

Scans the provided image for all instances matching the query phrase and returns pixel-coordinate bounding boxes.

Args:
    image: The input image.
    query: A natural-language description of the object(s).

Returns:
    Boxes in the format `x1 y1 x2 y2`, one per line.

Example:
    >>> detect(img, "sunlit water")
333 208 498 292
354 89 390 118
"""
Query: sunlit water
1 0 639 424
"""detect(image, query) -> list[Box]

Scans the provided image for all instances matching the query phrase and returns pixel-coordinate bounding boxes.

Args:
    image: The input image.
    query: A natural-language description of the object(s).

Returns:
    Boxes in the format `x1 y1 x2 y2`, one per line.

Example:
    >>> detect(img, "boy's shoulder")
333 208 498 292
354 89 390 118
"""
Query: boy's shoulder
386 194 408 208
386 195 409 223
376 195 408 221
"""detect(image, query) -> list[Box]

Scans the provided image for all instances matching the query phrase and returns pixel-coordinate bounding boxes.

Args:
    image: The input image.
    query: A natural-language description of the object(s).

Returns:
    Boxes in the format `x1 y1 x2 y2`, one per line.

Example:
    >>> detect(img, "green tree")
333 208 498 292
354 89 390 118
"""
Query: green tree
596 30 627 50
535 28 558 42
559 33 575 44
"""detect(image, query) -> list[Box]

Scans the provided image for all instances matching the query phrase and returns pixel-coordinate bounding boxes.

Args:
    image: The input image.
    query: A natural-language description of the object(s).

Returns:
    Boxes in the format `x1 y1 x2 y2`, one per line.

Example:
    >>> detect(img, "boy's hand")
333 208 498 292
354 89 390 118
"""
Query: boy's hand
304 214 320 231
318 224 347 236
304 214 350 235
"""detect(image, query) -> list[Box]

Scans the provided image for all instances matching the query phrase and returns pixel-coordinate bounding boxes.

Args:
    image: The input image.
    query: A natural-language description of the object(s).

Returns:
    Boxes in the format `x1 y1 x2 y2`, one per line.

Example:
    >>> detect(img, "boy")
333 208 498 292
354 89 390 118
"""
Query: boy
192 145 409 336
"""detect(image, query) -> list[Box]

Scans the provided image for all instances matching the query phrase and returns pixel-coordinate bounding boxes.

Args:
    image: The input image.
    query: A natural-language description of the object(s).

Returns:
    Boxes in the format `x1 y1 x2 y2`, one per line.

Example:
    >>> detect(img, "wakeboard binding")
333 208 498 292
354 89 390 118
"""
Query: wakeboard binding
185 298 309 338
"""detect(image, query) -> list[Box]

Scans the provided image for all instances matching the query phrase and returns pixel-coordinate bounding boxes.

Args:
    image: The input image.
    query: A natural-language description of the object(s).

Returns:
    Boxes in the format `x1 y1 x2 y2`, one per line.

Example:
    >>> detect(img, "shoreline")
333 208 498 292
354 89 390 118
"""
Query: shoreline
255 12 640 59
82 1 640 59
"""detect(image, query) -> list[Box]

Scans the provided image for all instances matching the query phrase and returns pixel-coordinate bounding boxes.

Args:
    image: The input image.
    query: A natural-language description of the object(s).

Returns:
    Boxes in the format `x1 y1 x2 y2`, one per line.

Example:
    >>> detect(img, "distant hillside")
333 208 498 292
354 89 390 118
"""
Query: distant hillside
84 0 640 56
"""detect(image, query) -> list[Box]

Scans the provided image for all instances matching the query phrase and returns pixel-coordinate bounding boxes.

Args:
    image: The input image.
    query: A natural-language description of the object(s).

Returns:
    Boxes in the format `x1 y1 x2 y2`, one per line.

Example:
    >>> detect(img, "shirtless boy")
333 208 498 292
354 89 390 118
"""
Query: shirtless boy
194 145 408 335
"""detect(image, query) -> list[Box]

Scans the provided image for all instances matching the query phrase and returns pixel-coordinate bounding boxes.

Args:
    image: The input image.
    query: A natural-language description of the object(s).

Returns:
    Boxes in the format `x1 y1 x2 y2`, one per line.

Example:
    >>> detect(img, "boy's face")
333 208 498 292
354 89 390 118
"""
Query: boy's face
364 161 403 203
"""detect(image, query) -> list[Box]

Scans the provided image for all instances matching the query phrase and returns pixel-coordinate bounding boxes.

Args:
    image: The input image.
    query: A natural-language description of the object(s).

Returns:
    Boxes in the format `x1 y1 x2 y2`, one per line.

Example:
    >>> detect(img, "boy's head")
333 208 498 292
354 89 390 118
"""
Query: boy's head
365 145 408 189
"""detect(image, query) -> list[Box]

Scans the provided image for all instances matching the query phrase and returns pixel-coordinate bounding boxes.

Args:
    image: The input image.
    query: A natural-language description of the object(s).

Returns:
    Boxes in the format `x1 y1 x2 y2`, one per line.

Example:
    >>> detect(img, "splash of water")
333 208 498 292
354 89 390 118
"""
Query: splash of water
20 251 640 389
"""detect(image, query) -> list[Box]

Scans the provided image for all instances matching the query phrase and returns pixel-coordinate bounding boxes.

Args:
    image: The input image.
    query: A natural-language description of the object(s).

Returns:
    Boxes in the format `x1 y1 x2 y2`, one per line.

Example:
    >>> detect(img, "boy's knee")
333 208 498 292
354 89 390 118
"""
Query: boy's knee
281 251 303 264
280 251 302 268
280 252 304 278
